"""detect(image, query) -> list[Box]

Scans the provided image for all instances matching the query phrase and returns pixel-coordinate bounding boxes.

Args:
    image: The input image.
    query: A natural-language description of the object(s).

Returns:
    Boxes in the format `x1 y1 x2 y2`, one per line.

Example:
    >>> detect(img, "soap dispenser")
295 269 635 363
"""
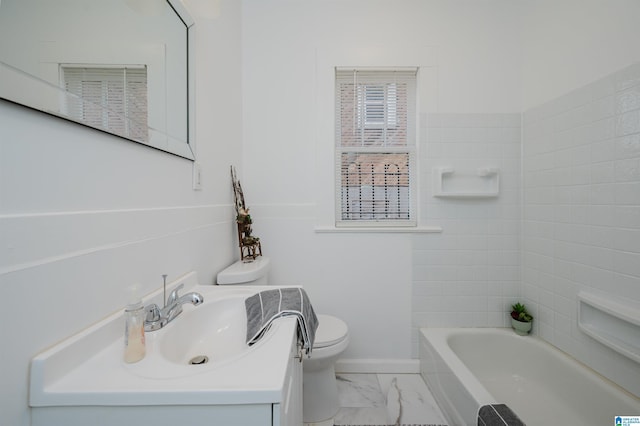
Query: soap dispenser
124 285 146 363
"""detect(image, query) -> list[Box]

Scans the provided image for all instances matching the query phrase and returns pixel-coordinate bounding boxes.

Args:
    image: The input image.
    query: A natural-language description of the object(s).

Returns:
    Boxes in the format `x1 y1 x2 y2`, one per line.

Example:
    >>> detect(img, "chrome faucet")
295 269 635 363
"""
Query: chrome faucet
144 283 204 332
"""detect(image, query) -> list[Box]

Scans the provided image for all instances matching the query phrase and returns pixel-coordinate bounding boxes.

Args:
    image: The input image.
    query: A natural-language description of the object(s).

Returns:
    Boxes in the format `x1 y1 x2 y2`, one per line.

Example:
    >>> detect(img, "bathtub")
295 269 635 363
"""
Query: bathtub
420 328 640 426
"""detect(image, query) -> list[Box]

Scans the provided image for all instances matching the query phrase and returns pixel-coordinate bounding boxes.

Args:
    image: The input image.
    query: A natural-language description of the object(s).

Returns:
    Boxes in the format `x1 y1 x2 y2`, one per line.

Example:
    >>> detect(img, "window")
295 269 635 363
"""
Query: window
61 65 148 142
335 68 417 226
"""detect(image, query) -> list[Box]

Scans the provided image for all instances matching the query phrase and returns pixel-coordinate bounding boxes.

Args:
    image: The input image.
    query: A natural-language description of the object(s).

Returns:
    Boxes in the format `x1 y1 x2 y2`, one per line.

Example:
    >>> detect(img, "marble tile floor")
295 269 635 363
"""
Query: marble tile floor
305 373 448 426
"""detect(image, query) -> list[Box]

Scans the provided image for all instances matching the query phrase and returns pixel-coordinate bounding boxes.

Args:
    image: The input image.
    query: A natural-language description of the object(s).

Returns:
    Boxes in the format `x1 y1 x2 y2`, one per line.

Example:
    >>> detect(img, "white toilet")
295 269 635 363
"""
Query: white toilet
217 257 349 423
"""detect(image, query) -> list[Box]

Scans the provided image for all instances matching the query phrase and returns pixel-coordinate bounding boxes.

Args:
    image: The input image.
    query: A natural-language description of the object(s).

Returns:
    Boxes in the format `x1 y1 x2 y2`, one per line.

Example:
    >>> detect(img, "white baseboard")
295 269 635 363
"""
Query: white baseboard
335 358 420 374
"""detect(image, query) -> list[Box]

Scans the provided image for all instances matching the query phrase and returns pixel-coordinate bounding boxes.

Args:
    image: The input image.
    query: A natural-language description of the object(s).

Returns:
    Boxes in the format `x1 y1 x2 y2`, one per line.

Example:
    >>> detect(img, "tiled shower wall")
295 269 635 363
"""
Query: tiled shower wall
522 62 640 396
411 113 522 356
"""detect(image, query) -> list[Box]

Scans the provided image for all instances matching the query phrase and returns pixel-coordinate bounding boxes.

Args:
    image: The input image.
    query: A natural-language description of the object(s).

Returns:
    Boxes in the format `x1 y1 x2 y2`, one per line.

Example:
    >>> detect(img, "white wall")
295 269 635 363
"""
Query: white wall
241 0 524 363
521 0 640 110
0 1 242 425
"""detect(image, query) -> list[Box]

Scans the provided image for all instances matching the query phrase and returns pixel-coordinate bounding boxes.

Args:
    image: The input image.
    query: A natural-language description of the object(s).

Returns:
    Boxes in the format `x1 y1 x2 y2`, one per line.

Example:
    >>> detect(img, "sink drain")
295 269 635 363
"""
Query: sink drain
189 355 209 365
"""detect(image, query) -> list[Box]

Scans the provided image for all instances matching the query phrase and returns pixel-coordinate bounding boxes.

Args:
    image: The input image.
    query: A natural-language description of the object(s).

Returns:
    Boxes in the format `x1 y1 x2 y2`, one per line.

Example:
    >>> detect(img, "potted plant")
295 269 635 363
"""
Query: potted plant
510 302 533 335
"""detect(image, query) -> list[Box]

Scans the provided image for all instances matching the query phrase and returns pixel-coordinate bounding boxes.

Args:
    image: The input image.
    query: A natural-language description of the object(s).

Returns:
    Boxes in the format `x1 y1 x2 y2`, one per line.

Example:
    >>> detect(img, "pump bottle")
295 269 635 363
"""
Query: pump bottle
124 286 146 363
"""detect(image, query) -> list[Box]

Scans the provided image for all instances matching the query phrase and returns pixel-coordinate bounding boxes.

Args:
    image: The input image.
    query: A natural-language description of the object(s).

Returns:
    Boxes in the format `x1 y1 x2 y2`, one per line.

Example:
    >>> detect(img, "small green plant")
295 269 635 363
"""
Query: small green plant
511 302 533 323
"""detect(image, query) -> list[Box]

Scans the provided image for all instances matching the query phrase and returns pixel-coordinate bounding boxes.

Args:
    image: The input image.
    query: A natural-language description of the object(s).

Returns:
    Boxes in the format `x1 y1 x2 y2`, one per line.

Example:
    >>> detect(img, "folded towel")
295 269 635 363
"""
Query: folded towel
245 287 318 356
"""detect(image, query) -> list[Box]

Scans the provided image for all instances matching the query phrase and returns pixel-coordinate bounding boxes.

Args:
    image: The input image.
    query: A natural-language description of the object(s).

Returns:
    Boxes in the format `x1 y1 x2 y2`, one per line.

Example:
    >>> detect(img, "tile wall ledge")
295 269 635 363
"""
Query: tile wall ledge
314 226 442 234
0 203 231 219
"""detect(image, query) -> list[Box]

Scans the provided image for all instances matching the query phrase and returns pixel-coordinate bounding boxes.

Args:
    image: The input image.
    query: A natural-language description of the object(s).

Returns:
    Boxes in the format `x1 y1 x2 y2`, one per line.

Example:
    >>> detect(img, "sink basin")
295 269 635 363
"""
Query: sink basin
159 294 253 365
123 286 277 379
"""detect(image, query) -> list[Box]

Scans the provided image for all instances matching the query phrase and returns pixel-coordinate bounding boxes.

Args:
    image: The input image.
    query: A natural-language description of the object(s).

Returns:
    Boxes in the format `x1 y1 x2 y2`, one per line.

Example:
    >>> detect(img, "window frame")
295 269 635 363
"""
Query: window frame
335 68 418 228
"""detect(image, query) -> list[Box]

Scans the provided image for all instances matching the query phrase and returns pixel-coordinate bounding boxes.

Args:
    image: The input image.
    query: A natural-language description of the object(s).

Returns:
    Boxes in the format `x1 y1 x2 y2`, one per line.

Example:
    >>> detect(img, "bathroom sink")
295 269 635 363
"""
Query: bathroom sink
30 272 301 410
158 294 253 365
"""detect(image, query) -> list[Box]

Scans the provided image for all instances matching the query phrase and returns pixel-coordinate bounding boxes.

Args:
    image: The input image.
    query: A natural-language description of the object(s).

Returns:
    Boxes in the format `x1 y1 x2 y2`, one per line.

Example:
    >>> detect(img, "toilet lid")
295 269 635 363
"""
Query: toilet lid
314 314 348 348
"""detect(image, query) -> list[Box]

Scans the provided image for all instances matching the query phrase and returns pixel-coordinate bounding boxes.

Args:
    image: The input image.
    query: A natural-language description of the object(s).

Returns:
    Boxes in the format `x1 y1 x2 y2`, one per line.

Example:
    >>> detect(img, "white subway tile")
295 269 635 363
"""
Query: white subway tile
411 295 438 312
612 272 640 301
586 225 614 248
590 161 615 183
613 228 640 253
488 265 520 281
554 148 574 168
501 113 522 128
571 186 592 205
589 246 614 270
458 265 488 281
570 205 591 224
417 250 458 266
554 166 573 185
572 145 593 166
553 186 572 204
554 276 577 299
487 250 519 266
502 281 520 297
615 110 640 136
426 126 443 143
613 251 640 278
591 138 617 162
615 158 640 182
589 205 615 226
615 133 640 160
590 265 617 292
615 86 640 114
414 265 458 282
412 281 444 296
614 206 640 229
554 129 573 149
571 164 591 185
444 281 487 296
615 182 640 205
425 113 443 128
591 183 617 205
590 117 617 142
502 142 521 159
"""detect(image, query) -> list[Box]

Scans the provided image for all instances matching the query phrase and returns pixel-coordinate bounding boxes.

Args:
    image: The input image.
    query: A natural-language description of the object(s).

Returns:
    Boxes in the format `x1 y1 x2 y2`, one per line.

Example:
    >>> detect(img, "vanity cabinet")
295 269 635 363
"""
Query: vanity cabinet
273 337 304 426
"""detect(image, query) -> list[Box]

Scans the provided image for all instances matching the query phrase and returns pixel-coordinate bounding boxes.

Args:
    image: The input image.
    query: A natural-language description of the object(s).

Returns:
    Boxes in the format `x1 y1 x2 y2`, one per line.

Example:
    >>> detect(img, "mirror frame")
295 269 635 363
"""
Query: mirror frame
0 0 196 160
165 0 196 160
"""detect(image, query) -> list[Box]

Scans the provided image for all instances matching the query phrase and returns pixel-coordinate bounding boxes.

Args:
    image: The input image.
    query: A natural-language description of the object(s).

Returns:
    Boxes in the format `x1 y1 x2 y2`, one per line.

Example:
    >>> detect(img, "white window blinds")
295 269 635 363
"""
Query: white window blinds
335 68 417 226
62 66 148 142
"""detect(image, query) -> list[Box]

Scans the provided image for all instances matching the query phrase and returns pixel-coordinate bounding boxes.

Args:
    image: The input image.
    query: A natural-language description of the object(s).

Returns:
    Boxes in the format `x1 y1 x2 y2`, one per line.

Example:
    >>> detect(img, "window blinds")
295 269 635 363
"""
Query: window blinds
62 66 148 142
335 69 417 225
335 69 416 148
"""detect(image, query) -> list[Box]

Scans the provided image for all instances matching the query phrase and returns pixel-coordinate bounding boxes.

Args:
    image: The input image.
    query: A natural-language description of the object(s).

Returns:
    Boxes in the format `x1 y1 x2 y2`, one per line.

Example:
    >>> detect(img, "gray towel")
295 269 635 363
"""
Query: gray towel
245 287 318 355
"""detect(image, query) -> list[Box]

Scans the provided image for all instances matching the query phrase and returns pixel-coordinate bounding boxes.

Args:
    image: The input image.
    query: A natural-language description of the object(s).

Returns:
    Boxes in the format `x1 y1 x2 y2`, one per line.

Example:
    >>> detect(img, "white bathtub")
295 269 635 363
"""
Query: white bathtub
420 328 640 426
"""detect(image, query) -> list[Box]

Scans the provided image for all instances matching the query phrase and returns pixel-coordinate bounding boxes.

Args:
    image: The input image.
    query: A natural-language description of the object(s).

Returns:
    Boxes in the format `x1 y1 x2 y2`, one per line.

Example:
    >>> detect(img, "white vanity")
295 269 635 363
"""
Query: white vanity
29 272 303 426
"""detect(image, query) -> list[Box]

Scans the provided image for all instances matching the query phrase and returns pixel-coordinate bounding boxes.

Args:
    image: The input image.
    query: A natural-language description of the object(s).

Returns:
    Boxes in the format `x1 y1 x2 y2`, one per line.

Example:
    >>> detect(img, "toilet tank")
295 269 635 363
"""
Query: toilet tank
217 257 270 285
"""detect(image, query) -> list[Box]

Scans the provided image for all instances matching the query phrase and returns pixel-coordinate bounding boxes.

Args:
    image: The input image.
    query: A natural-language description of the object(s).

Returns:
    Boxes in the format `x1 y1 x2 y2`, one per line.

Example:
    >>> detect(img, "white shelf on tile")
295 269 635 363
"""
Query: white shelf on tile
433 167 500 198
578 291 640 364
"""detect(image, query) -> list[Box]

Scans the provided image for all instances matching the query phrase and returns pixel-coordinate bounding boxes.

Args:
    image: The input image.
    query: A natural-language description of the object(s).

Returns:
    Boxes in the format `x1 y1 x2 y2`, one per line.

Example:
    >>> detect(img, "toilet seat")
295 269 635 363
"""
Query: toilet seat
314 314 348 349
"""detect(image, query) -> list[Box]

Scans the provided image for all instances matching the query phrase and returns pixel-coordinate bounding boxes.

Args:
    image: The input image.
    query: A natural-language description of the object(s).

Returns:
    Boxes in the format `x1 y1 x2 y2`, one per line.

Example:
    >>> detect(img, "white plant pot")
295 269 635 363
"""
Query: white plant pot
511 318 532 335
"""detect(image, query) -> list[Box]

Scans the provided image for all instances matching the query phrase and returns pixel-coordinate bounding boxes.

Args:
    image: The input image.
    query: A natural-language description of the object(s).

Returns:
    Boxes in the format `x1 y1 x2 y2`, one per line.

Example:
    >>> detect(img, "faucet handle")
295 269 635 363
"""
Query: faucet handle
167 283 184 305
145 304 160 322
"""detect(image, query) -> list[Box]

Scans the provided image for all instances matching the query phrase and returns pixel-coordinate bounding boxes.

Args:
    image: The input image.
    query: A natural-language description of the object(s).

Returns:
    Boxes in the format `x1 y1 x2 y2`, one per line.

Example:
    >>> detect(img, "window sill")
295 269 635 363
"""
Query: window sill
314 226 442 234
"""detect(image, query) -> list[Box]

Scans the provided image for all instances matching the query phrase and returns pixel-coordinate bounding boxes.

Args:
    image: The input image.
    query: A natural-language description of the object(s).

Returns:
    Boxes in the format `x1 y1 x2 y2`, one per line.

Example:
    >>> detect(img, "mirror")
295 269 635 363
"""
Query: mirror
0 0 195 160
